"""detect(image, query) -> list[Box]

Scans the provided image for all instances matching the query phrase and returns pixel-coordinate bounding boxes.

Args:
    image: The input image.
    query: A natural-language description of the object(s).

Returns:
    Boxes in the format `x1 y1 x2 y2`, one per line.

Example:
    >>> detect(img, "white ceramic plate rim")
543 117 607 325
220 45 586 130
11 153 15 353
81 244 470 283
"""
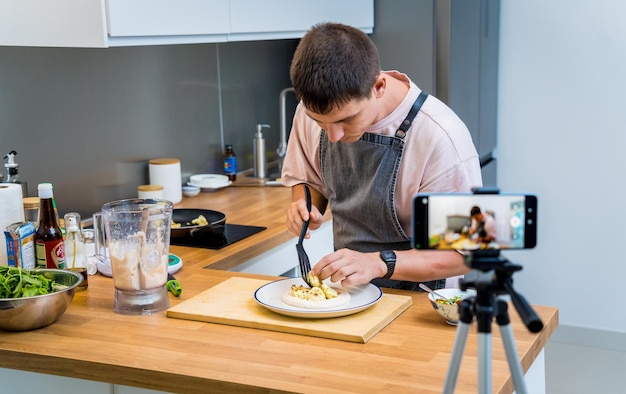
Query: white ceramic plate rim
188 174 230 188
254 278 383 319
187 181 231 191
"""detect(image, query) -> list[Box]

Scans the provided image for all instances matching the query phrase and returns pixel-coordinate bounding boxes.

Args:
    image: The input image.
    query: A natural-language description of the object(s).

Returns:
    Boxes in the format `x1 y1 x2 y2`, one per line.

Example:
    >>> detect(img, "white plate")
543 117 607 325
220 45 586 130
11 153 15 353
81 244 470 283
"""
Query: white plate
254 278 383 319
188 174 231 189
187 180 231 192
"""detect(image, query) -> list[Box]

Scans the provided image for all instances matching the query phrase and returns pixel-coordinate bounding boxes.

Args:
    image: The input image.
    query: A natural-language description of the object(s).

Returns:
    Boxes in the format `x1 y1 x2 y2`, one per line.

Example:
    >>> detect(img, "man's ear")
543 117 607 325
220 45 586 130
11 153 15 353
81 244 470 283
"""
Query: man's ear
372 73 386 98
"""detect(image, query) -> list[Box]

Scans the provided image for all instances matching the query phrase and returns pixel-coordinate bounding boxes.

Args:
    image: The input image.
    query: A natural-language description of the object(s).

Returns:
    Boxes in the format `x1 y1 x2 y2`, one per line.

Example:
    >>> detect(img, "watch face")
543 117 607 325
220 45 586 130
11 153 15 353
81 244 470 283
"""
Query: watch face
381 250 396 262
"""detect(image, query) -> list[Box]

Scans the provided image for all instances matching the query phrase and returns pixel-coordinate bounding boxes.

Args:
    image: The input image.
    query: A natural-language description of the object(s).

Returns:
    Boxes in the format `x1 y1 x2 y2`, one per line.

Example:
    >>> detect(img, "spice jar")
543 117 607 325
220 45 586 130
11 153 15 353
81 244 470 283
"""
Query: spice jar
23 197 39 223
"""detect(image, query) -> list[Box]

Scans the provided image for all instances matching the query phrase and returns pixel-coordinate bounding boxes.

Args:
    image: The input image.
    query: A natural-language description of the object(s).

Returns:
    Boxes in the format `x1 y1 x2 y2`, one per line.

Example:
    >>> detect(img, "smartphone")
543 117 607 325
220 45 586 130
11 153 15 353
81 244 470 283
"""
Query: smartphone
412 192 537 251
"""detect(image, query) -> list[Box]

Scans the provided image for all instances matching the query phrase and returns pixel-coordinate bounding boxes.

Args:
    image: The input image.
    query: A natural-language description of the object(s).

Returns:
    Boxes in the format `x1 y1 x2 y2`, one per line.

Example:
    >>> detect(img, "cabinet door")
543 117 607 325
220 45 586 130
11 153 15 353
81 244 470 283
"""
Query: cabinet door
0 0 107 48
231 221 334 277
106 0 230 38
0 368 112 394
229 0 374 41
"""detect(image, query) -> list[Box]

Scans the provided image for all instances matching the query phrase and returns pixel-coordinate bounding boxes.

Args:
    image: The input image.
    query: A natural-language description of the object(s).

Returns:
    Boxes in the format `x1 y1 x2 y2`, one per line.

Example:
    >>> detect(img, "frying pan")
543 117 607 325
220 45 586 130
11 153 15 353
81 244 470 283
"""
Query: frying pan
170 209 226 239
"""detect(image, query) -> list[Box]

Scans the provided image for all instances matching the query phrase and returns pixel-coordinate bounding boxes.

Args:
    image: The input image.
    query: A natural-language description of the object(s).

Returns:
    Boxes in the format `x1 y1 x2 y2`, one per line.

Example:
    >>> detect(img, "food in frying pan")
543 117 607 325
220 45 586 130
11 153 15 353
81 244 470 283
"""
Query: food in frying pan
171 214 209 229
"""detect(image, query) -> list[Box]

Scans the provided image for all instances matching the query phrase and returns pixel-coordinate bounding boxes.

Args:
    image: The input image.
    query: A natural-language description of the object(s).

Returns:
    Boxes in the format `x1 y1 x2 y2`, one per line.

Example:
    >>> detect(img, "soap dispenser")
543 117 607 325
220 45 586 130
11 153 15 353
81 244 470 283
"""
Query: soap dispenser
4 150 28 197
253 124 270 178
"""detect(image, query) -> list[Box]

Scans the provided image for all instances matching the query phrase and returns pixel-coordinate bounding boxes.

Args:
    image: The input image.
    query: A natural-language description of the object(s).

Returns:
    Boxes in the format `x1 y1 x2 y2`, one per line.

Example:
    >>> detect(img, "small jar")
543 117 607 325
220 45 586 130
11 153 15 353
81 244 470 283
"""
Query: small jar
83 229 98 275
23 197 39 223
138 184 164 199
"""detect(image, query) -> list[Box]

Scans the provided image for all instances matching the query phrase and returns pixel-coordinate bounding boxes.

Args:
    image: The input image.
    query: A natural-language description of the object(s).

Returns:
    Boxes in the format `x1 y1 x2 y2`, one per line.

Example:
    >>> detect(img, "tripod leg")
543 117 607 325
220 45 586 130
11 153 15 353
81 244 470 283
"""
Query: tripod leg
444 299 475 393
443 321 471 394
496 300 528 394
477 332 492 394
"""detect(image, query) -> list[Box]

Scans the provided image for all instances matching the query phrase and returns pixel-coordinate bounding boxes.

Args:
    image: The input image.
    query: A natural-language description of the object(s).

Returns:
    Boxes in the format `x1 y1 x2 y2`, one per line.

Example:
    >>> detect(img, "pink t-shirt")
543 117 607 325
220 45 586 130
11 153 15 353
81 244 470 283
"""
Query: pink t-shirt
281 71 483 235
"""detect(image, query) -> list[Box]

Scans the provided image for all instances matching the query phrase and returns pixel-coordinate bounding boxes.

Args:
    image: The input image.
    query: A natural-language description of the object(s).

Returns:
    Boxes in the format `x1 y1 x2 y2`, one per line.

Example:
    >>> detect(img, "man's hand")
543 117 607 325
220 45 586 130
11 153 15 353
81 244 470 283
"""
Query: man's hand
311 249 386 287
286 184 327 238
286 198 324 238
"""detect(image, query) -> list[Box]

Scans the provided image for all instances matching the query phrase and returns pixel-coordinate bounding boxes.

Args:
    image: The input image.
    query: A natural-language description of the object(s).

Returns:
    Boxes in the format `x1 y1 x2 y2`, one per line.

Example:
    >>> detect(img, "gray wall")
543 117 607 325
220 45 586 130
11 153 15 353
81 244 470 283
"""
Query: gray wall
370 0 435 93
498 0 626 336
370 0 499 186
0 40 298 218
498 1 626 390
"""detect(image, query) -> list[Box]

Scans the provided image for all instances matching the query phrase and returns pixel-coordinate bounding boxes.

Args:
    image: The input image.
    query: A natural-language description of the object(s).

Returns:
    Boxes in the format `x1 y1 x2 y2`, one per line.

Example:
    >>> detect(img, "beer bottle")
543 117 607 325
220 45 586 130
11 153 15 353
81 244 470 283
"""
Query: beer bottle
34 183 65 269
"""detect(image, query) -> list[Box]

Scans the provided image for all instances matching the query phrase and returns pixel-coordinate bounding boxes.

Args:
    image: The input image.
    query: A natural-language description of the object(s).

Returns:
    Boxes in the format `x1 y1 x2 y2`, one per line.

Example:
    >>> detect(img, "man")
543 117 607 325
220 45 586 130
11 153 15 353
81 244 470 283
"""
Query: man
469 206 497 244
281 23 482 291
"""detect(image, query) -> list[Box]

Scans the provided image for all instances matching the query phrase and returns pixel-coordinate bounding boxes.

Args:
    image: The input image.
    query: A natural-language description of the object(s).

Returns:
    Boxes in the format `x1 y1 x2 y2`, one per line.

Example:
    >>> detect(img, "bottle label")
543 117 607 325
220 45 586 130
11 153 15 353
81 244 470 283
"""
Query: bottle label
35 239 65 269
223 157 237 175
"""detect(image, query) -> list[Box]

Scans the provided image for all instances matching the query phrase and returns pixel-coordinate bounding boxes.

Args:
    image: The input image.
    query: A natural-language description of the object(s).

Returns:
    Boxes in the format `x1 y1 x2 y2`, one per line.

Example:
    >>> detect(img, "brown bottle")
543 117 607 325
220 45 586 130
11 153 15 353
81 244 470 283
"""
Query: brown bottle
34 183 65 269
223 144 237 181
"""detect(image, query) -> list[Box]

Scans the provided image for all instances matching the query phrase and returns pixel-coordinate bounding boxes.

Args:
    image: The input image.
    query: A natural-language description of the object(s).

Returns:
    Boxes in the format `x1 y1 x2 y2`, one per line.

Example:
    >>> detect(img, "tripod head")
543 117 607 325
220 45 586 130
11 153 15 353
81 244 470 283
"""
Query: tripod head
460 250 544 333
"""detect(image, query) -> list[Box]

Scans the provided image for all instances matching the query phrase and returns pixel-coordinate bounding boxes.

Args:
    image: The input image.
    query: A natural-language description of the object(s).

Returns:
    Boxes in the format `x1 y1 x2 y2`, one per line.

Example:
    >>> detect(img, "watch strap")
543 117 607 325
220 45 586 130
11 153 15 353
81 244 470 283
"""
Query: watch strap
380 250 396 279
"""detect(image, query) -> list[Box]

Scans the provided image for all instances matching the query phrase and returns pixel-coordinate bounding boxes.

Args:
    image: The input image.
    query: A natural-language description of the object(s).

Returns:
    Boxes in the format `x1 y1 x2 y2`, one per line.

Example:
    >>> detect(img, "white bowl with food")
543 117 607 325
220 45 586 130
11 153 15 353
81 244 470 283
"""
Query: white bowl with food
428 288 476 325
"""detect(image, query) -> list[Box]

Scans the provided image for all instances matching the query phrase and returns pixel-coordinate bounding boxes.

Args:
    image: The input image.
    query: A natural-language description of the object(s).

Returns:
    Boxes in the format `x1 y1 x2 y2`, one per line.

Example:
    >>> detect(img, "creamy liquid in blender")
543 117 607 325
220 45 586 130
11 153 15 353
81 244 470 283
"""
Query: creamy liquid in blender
109 231 168 291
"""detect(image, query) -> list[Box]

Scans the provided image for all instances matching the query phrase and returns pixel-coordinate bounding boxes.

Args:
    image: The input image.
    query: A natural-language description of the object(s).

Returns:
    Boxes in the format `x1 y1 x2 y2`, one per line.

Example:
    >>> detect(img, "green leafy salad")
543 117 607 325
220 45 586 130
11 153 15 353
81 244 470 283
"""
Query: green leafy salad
0 266 67 299
435 295 464 305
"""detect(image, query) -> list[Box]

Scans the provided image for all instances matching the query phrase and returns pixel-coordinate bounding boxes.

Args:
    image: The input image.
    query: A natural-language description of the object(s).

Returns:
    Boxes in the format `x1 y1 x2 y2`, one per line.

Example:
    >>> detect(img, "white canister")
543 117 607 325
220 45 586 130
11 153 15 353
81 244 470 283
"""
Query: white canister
148 158 182 204
137 184 164 199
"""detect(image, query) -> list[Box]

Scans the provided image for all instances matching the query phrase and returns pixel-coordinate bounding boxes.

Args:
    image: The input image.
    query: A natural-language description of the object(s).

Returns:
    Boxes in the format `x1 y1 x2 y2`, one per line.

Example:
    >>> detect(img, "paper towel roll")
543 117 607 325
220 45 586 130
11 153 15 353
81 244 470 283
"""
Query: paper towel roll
0 183 26 266
149 158 182 204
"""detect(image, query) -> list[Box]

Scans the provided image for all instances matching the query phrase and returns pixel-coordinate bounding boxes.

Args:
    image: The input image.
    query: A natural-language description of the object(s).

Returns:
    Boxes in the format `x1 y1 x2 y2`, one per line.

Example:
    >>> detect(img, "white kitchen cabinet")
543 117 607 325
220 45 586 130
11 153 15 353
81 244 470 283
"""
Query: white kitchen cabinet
0 0 373 48
105 0 230 45
231 220 334 277
228 0 374 41
0 367 171 394
0 0 108 48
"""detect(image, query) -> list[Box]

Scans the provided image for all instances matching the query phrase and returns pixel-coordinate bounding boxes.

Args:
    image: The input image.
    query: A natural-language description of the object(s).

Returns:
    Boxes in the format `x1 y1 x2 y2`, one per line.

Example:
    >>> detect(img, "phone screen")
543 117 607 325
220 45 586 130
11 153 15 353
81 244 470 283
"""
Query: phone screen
412 193 537 250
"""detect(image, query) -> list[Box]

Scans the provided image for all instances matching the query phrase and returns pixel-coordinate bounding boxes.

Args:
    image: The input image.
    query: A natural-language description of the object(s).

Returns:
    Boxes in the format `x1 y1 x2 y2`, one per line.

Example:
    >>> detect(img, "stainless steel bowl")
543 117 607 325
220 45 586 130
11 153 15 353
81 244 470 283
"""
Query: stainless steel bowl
0 269 83 332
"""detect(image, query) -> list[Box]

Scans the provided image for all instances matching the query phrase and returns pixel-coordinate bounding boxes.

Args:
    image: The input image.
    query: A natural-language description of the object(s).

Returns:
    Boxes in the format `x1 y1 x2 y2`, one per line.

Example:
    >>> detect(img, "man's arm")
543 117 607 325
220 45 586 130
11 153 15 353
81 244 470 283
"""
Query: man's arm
291 183 328 215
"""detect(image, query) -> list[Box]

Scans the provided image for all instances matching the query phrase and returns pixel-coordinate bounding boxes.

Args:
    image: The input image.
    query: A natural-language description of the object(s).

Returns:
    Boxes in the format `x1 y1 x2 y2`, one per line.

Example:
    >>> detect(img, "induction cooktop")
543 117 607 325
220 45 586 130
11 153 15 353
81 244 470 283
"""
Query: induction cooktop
170 224 266 249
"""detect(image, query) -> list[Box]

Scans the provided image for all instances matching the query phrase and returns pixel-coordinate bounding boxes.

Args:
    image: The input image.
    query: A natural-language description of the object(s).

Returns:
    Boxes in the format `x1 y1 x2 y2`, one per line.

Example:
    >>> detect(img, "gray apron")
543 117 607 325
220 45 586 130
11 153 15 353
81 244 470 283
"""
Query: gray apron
319 92 446 291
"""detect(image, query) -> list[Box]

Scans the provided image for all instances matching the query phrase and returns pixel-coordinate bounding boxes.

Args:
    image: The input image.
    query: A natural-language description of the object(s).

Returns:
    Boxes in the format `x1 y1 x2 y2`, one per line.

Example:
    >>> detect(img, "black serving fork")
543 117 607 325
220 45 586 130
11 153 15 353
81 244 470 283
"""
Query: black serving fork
296 184 313 286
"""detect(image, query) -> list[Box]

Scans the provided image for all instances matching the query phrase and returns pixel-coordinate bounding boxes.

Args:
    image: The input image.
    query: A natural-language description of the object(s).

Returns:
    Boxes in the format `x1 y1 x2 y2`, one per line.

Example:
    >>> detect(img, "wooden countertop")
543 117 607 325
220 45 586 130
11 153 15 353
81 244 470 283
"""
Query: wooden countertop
0 187 558 394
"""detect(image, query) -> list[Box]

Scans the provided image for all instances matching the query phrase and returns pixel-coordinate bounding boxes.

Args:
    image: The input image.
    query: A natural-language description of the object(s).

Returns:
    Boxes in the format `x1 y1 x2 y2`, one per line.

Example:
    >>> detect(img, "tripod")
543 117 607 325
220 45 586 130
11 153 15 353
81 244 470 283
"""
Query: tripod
443 250 544 394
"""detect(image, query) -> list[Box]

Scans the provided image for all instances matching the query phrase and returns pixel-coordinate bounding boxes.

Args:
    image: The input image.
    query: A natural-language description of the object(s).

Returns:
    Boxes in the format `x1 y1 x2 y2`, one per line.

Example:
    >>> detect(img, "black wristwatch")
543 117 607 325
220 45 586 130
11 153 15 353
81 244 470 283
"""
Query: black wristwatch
380 250 396 279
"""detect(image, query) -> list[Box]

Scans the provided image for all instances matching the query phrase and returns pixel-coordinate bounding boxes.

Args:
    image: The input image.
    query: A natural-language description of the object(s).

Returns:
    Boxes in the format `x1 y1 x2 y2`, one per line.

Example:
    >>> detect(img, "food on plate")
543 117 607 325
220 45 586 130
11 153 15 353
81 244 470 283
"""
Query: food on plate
171 214 209 229
306 271 340 299
281 273 351 309
435 295 463 305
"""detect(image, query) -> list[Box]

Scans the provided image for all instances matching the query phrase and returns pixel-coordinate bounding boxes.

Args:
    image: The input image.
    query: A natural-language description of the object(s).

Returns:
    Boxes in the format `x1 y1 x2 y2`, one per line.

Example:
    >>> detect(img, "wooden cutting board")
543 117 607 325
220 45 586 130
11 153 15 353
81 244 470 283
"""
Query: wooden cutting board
166 277 413 343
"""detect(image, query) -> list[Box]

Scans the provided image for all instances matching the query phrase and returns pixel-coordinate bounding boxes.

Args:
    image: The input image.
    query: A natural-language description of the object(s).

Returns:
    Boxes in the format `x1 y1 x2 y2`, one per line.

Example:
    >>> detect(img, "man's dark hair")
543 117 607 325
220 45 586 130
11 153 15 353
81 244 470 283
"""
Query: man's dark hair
290 22 381 115
470 206 482 216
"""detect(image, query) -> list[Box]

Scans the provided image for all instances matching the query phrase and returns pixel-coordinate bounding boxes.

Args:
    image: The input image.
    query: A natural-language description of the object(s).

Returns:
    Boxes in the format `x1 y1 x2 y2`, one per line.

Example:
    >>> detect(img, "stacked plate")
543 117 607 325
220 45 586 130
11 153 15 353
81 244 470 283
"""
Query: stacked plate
188 174 231 191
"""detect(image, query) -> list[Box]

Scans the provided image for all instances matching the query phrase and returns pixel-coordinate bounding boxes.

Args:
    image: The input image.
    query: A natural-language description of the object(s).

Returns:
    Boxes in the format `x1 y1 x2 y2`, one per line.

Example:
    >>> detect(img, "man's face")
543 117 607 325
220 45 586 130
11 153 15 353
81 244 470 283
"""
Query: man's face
304 93 380 143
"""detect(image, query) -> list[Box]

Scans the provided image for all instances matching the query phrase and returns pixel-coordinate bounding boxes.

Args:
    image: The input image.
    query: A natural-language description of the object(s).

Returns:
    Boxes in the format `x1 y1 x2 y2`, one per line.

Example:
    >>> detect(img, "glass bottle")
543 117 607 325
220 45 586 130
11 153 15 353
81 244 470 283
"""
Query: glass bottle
34 183 65 269
82 229 98 276
4 150 28 197
64 212 87 290
22 196 40 223
223 144 237 181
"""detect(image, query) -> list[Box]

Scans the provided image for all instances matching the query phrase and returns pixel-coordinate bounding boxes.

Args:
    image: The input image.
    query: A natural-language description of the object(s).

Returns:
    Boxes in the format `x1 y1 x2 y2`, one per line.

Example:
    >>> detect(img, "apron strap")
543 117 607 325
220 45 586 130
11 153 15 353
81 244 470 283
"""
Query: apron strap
395 91 428 139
